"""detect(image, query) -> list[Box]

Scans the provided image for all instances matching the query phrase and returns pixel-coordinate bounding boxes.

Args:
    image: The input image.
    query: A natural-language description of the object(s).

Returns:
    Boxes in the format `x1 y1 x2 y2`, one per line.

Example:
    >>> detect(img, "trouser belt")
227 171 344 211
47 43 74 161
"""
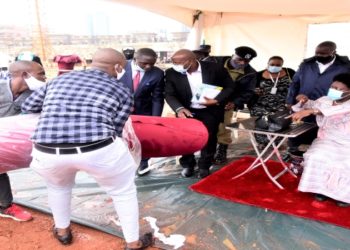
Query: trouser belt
34 137 115 155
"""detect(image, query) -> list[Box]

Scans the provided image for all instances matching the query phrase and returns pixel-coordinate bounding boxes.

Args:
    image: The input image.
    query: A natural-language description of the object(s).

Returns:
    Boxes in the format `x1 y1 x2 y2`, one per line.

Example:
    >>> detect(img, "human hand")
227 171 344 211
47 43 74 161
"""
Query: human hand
224 102 235 110
295 94 308 107
255 88 263 95
287 109 313 123
200 97 219 106
177 108 193 118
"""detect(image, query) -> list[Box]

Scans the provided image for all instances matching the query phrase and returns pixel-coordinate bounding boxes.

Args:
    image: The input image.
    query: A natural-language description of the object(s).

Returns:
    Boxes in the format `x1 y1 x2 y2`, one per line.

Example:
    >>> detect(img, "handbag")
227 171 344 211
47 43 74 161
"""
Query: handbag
255 110 292 132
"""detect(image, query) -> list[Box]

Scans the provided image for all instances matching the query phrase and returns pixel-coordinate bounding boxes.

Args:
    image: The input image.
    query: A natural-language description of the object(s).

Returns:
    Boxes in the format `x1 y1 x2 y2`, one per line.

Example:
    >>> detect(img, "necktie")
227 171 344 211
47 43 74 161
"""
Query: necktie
133 71 141 92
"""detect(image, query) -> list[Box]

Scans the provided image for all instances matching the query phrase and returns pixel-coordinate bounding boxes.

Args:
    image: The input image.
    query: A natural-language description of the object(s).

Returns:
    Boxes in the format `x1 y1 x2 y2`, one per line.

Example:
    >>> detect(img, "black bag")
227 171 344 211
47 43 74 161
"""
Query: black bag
255 110 292 132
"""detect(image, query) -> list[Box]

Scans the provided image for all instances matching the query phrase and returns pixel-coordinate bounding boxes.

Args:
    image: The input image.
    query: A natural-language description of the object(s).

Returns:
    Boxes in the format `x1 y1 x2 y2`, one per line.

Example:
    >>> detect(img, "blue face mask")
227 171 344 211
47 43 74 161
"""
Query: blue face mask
327 88 343 100
268 66 282 73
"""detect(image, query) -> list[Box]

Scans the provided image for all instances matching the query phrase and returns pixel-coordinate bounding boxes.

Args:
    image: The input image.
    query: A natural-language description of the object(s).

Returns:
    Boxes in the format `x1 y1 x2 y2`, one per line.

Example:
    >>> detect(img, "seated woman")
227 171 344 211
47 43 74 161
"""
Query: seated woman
290 73 350 207
249 56 295 147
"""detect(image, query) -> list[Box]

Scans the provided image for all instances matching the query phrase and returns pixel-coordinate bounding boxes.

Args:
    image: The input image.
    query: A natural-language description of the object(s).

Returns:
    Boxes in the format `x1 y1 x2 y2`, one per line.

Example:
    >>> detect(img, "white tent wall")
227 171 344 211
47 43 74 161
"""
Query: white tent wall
202 12 309 70
109 0 350 70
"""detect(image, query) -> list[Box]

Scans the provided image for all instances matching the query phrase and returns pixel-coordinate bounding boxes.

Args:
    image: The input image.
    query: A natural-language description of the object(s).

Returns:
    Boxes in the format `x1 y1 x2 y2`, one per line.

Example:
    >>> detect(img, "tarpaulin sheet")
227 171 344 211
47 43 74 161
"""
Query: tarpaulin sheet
8 138 350 250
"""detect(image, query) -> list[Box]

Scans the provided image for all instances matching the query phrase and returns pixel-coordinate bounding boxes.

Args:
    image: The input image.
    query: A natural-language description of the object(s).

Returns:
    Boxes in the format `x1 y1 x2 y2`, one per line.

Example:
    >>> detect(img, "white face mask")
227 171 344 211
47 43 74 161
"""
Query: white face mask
134 62 146 72
172 64 190 74
116 67 126 80
24 75 45 91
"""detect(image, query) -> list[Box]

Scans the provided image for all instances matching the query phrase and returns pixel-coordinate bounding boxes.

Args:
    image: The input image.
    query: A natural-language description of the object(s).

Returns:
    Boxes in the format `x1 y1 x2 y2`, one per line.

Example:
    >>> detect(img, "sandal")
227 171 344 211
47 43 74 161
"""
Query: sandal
125 232 154 250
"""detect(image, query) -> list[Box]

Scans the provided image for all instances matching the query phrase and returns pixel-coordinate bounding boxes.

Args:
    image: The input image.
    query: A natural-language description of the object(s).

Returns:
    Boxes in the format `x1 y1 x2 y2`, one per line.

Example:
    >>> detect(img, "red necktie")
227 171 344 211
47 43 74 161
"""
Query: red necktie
133 71 141 92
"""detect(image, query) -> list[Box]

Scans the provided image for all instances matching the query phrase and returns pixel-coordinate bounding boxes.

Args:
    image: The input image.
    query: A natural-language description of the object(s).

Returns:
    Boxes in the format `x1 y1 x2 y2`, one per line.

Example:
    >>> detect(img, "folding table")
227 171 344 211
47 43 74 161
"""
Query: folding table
227 117 316 189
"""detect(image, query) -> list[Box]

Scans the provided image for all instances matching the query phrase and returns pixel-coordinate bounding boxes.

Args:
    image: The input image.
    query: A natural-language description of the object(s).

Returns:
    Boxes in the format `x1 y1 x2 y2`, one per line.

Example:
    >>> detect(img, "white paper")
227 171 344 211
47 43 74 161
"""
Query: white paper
144 216 186 249
191 83 222 104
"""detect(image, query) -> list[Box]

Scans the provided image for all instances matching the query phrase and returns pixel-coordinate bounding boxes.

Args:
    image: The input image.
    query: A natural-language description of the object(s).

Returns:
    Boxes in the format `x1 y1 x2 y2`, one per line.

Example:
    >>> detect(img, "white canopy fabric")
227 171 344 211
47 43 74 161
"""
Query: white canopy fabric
110 0 350 69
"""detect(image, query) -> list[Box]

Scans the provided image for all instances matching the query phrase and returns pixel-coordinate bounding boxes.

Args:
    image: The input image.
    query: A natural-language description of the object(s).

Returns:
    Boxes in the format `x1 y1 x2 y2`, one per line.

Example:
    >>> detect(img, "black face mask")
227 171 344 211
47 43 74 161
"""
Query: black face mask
315 55 334 64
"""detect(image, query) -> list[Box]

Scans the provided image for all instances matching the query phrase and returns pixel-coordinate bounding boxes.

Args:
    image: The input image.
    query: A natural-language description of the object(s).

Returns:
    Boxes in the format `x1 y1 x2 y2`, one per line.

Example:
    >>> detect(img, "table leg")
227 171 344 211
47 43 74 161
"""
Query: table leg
267 134 297 179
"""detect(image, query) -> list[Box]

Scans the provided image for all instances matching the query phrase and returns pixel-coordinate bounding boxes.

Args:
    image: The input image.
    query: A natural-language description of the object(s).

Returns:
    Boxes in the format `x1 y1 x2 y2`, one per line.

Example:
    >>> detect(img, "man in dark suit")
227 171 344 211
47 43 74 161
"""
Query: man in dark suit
165 49 235 178
120 48 165 176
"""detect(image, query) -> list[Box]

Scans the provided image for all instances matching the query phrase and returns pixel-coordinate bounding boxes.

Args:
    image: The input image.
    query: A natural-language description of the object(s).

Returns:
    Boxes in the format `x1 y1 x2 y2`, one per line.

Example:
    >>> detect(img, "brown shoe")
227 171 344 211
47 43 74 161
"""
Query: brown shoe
53 226 73 245
125 232 154 250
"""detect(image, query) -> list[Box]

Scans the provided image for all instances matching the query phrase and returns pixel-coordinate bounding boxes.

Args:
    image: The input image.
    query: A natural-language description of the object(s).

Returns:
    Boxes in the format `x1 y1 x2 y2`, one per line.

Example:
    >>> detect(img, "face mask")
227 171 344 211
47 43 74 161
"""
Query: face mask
327 88 343 100
24 75 45 91
315 55 334 64
135 63 145 73
172 64 189 74
230 59 245 69
268 66 282 73
116 68 126 80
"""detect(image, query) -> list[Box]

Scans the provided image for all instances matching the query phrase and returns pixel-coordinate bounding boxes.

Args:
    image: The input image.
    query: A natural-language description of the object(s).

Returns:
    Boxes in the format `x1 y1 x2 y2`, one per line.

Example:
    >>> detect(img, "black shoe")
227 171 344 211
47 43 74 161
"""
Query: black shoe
53 227 73 245
137 162 150 176
336 201 350 207
282 153 291 162
125 232 154 250
198 169 210 179
213 144 228 164
181 167 194 178
314 194 328 202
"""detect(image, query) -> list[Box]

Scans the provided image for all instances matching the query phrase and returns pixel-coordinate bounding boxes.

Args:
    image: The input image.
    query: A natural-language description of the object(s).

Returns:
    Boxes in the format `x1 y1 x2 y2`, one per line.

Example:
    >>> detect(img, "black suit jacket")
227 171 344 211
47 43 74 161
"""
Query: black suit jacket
120 60 165 116
165 61 235 119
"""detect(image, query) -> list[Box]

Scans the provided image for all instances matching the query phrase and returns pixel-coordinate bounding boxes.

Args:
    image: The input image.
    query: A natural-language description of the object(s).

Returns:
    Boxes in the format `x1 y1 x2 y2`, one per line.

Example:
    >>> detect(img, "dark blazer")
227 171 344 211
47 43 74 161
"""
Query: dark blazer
120 60 165 116
287 55 350 104
165 61 236 120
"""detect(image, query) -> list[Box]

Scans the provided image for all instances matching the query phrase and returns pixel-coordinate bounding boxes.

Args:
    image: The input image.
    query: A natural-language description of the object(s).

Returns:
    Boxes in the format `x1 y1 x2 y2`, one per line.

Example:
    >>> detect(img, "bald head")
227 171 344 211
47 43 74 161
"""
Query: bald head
9 60 46 82
171 49 198 73
172 49 196 62
9 61 37 74
8 60 46 95
91 48 126 77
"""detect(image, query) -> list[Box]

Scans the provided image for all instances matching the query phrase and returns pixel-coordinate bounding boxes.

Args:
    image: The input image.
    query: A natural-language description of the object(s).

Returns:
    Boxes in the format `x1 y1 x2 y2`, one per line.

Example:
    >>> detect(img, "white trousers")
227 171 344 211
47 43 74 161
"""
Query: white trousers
30 137 139 243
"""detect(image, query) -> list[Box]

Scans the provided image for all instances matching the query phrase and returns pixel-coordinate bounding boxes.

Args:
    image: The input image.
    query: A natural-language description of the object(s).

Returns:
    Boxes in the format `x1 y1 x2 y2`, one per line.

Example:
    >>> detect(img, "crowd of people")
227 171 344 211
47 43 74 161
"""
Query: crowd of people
1 40 350 248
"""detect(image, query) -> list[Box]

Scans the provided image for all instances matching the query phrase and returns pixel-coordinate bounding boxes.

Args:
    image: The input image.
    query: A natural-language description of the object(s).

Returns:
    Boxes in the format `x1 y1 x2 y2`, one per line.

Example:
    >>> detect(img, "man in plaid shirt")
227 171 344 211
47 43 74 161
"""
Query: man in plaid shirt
22 48 153 249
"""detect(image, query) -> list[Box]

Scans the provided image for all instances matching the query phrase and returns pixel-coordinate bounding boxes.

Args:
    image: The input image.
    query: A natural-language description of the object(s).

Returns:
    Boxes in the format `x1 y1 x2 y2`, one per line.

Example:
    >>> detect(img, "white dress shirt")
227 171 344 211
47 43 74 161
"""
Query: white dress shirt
186 62 206 109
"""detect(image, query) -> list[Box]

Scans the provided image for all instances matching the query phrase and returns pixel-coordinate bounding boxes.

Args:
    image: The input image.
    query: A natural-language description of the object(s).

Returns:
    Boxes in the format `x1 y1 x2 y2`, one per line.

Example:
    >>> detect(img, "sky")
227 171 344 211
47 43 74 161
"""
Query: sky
0 0 189 35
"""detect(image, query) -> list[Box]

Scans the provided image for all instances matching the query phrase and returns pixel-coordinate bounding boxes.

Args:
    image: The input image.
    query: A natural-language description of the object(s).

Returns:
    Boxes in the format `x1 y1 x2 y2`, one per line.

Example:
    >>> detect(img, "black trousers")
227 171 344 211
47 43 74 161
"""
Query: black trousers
0 173 13 209
288 126 318 152
180 109 221 170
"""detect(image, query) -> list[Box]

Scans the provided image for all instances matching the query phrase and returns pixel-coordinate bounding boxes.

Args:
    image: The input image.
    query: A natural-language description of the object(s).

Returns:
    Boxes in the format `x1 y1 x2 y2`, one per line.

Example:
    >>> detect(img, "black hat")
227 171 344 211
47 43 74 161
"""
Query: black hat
199 44 211 52
122 47 135 60
235 46 257 60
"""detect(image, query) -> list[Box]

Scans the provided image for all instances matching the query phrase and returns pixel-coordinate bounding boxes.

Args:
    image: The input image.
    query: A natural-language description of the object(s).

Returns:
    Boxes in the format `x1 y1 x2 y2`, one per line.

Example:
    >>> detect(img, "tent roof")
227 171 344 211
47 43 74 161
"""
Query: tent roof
109 0 350 69
111 0 350 25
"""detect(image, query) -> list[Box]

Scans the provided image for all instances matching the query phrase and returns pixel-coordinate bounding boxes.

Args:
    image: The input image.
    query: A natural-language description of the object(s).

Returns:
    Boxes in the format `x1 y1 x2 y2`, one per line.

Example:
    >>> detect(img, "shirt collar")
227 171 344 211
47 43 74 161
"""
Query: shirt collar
187 61 202 75
131 60 137 72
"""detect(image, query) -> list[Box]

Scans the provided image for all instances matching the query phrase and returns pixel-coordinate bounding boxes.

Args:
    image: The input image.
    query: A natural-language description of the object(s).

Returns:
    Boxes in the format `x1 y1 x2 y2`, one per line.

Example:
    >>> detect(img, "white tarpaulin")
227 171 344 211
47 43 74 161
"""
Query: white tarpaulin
110 0 350 69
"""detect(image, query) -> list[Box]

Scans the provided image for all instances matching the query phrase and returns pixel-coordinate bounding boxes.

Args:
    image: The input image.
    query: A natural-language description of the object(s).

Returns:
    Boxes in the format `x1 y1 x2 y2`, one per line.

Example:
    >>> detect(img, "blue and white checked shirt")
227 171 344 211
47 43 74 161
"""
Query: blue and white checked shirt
21 69 133 143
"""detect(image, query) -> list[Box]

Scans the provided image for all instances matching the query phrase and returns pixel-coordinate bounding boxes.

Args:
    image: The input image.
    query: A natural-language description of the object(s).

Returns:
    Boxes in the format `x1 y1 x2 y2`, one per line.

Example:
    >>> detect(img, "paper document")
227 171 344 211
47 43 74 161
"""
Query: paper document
191 83 222 104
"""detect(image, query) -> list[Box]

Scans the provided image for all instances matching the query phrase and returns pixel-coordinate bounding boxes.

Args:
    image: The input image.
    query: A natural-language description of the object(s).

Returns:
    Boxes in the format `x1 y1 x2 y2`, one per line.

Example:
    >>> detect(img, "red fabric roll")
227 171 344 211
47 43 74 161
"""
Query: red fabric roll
0 114 208 173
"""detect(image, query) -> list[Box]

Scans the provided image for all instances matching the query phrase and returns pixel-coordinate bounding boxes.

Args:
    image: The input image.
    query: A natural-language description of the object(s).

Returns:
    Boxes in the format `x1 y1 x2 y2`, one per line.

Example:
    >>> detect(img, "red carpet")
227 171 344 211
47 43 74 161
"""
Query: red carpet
191 156 350 229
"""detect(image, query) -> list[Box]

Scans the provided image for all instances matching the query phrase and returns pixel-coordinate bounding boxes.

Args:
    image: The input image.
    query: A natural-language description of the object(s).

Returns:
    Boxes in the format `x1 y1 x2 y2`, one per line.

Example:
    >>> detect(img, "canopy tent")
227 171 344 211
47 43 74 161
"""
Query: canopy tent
110 0 350 69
